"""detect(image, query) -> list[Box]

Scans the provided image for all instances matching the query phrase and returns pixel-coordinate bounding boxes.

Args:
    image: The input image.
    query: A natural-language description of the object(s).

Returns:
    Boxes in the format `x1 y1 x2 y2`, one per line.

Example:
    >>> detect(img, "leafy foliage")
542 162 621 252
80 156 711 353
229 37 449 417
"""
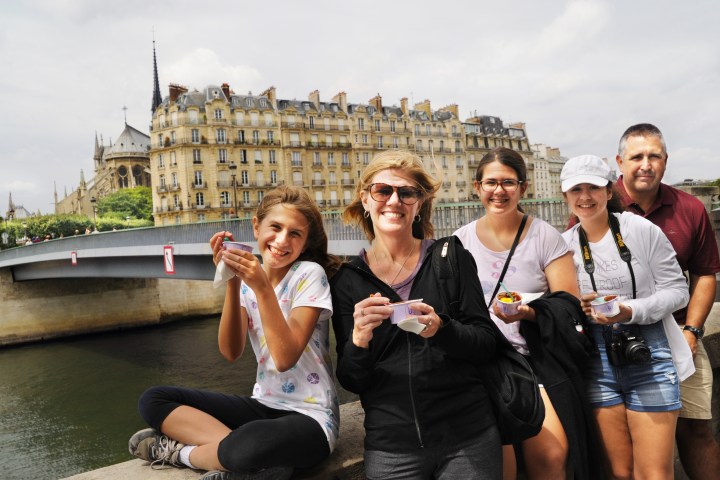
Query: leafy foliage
98 187 153 221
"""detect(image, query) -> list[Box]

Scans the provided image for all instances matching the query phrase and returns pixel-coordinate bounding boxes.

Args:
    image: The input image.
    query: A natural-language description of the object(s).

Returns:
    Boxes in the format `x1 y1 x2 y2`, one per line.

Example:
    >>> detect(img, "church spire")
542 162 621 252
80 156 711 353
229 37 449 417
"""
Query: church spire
151 33 162 112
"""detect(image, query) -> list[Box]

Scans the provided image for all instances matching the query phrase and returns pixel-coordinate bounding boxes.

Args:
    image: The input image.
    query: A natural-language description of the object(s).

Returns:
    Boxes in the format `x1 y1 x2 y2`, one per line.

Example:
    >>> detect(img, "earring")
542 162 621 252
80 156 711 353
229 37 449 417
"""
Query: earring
414 214 421 223
363 210 370 219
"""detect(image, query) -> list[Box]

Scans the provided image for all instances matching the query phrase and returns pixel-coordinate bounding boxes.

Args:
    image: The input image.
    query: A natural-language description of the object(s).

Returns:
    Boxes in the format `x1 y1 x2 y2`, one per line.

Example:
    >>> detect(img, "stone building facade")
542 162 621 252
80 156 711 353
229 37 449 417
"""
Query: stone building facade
149 83 535 225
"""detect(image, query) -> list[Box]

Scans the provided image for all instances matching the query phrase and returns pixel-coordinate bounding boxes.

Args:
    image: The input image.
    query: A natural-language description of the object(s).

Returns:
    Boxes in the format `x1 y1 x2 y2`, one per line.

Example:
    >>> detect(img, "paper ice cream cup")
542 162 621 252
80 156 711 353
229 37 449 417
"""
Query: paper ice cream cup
591 295 620 317
389 299 423 325
496 291 522 315
223 241 253 253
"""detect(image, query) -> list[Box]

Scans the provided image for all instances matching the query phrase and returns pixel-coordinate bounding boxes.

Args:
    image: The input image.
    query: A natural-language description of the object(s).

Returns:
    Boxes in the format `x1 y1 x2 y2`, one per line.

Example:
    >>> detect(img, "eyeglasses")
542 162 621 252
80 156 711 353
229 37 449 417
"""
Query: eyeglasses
477 179 524 192
367 183 424 205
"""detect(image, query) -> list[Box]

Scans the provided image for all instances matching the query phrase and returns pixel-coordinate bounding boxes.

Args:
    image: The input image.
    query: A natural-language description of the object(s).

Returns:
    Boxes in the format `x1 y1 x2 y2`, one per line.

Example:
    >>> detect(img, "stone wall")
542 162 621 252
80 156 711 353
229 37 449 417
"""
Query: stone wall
0 267 225 346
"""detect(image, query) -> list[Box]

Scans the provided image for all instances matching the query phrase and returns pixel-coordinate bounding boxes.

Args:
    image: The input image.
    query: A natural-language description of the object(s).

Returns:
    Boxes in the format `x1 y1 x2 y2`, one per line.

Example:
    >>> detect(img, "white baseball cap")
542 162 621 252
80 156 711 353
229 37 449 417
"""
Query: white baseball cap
560 155 613 192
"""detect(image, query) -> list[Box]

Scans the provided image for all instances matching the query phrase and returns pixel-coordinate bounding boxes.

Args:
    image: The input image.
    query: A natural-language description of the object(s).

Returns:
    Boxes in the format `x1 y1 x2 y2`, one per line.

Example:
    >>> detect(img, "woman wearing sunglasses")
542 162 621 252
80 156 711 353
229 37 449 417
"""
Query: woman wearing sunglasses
331 150 502 479
454 147 602 480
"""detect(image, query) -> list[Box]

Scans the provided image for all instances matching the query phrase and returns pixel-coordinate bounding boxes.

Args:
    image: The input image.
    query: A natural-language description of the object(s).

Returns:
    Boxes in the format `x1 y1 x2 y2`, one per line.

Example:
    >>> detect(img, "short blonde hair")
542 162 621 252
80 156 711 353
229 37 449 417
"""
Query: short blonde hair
343 150 440 241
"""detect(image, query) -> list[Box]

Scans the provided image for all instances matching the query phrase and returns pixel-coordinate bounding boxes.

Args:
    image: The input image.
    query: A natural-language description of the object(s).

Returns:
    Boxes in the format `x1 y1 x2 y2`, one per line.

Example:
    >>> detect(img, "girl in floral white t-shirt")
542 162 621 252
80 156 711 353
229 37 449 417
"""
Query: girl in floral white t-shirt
130 186 342 480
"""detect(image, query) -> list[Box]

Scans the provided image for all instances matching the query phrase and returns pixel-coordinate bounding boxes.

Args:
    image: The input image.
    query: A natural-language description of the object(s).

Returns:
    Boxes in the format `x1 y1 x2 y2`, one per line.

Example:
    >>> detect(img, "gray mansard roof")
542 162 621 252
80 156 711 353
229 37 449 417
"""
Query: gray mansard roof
107 124 151 155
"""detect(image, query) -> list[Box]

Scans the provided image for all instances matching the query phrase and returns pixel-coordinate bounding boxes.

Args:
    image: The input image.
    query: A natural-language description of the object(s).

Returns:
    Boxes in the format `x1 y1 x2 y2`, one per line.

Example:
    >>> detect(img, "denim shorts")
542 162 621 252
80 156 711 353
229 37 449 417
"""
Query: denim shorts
585 321 681 412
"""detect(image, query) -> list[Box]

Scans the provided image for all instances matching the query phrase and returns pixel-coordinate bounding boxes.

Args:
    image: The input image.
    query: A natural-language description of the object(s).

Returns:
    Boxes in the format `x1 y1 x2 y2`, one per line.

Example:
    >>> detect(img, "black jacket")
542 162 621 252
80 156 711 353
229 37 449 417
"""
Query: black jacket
521 292 606 480
331 238 498 452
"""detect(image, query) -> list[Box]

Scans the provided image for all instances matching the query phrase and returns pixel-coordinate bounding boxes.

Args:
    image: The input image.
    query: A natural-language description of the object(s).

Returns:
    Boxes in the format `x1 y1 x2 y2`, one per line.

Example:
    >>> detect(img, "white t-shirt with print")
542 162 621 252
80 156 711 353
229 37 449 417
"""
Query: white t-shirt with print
240 261 339 451
454 218 569 354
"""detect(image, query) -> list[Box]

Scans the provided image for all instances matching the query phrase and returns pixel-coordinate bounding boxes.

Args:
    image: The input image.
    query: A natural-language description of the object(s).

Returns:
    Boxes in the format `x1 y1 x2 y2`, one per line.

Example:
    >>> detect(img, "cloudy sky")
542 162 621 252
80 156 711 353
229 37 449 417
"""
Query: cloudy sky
1 0 718 215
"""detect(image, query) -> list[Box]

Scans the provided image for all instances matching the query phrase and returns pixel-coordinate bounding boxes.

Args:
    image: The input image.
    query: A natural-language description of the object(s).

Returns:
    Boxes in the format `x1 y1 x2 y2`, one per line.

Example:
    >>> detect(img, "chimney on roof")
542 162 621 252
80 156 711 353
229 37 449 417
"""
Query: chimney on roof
369 94 382 112
439 104 459 118
400 97 409 117
332 91 347 113
308 90 320 110
169 83 188 102
414 99 432 118
261 86 277 109
221 83 231 100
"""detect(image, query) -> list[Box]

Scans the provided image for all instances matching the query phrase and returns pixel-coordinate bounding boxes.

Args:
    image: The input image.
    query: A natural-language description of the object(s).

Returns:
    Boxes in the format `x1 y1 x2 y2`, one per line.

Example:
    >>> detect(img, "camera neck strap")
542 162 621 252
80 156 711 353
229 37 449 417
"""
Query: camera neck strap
577 213 636 299
489 214 529 304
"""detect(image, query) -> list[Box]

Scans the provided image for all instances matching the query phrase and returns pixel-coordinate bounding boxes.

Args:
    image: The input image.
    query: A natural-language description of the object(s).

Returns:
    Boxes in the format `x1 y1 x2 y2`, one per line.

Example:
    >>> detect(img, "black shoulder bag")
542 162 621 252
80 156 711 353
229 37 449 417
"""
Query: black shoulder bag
432 218 545 445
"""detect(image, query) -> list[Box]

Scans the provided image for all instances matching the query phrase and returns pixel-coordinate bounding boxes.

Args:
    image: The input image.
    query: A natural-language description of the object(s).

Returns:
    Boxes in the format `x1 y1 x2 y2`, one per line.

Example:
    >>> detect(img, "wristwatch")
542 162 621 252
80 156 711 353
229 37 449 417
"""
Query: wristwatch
683 325 704 340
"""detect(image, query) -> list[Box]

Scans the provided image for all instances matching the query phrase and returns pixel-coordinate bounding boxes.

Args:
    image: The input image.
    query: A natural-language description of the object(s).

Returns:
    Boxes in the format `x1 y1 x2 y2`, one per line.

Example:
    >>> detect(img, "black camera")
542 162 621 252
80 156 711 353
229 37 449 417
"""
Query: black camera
606 330 651 367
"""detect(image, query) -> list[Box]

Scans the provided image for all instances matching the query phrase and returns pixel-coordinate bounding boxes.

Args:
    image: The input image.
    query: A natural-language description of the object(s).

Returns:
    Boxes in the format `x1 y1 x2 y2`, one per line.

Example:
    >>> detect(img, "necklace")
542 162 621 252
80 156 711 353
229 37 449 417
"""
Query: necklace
372 241 417 286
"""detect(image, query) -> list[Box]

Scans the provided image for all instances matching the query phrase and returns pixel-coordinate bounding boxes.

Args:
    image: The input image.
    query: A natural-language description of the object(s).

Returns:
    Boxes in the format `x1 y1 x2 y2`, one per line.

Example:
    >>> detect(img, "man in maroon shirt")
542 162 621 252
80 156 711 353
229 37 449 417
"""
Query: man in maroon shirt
615 123 720 480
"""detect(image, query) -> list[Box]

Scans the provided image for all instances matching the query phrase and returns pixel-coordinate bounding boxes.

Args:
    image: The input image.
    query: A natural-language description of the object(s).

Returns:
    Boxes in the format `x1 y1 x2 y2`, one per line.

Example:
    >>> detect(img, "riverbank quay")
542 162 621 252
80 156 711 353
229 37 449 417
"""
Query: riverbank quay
64 401 365 480
64 304 720 480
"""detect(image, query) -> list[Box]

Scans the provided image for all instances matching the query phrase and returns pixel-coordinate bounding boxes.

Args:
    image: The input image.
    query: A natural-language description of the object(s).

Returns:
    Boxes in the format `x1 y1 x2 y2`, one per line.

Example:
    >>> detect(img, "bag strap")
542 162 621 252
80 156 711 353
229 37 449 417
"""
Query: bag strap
489 214 529 304
432 236 460 319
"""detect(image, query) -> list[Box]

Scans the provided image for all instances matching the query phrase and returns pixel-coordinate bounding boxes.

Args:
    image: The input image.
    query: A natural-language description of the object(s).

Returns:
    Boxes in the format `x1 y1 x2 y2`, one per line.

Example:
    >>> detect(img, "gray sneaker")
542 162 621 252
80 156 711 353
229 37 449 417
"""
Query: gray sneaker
128 427 186 469
199 466 293 480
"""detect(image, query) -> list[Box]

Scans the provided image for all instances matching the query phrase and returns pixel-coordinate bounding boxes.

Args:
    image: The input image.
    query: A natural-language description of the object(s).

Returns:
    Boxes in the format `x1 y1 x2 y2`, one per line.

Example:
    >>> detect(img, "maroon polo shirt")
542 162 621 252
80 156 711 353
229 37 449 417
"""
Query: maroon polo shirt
616 176 720 323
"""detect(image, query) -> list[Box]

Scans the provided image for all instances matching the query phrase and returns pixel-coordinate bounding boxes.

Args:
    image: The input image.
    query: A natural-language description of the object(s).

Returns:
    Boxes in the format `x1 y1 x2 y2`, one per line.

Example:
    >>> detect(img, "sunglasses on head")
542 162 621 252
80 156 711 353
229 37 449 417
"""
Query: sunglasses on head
367 183 424 205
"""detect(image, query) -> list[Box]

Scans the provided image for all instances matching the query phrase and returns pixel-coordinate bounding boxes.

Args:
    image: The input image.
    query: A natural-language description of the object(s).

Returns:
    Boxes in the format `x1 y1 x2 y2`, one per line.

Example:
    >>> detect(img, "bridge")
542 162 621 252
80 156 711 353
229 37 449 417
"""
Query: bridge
0 202 571 281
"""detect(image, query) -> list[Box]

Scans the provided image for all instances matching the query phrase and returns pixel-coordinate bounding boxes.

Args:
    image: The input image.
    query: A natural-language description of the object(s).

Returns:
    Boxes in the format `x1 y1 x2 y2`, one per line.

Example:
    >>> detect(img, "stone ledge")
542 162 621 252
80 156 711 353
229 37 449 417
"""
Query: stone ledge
64 401 366 480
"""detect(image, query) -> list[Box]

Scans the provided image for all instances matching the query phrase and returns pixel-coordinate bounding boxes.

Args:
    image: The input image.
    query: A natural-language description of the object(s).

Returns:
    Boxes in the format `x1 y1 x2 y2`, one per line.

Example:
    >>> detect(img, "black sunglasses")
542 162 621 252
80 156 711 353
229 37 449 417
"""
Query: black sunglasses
367 183 424 205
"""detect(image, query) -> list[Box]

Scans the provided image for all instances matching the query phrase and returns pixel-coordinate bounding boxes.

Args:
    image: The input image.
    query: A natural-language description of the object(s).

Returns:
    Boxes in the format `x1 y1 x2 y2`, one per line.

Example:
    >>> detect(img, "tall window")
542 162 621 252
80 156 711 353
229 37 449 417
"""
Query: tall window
194 171 203 185
238 130 245 143
221 191 230 206
358 118 364 130
216 129 226 143
342 152 349 165
252 130 260 144
254 150 262 164
313 152 321 165
390 120 396 132
267 130 274 143
241 170 249 185
235 112 244 126
193 149 201 164
218 149 227 163
240 149 247 164
250 112 259 126
269 150 276 164
270 170 277 184
171 172 178 187
292 152 301 165
264 113 273 126
243 191 250 203
328 152 335 165
159 175 166 187
195 192 204 206
158 154 164 168
191 129 200 143
214 109 223 119
375 120 381 131
173 195 179 207
309 117 315 128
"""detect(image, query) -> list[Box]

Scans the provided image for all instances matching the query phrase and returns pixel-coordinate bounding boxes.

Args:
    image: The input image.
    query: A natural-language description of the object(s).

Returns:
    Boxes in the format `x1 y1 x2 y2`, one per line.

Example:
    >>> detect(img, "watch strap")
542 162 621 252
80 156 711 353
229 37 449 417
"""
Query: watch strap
683 325 704 339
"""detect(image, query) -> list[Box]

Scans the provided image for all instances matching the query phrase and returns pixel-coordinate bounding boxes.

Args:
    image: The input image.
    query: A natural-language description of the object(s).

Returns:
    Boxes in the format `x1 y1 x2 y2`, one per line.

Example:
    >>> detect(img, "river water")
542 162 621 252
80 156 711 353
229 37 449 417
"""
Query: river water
0 316 355 480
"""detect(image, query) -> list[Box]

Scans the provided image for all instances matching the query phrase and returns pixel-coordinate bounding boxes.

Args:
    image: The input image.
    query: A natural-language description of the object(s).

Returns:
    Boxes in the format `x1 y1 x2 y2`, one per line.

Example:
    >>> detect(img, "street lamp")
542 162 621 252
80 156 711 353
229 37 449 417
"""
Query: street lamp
90 197 98 232
228 162 238 218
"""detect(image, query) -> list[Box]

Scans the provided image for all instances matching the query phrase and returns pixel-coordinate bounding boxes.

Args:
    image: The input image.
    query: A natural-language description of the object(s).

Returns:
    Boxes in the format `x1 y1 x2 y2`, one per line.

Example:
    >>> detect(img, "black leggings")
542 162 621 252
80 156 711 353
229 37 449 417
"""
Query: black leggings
138 385 330 473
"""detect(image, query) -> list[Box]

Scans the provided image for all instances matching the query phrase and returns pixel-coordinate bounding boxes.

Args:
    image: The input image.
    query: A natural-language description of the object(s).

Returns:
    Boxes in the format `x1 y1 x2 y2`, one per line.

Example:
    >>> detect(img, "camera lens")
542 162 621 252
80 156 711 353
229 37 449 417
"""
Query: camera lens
625 340 651 365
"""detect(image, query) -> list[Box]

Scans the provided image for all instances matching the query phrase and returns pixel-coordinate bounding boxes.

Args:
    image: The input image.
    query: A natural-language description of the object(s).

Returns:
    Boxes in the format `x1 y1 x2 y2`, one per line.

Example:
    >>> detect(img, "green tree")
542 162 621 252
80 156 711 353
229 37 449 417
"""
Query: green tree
98 187 153 221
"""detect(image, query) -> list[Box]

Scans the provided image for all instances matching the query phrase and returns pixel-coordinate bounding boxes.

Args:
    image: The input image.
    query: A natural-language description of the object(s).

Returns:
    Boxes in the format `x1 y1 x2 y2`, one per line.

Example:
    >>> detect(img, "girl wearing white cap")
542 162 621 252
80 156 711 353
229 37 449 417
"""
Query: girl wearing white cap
560 154 693 479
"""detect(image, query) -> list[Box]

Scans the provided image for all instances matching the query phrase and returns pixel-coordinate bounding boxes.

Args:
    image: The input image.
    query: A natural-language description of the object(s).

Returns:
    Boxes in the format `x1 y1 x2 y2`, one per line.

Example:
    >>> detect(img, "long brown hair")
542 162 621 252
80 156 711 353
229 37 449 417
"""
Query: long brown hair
343 150 440 241
255 185 342 277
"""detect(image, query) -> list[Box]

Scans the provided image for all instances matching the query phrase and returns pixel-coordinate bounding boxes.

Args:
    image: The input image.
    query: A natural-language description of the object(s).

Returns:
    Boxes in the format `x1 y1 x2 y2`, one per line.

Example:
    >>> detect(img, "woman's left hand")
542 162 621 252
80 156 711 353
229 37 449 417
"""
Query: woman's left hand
492 302 536 323
592 303 633 325
412 301 443 338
